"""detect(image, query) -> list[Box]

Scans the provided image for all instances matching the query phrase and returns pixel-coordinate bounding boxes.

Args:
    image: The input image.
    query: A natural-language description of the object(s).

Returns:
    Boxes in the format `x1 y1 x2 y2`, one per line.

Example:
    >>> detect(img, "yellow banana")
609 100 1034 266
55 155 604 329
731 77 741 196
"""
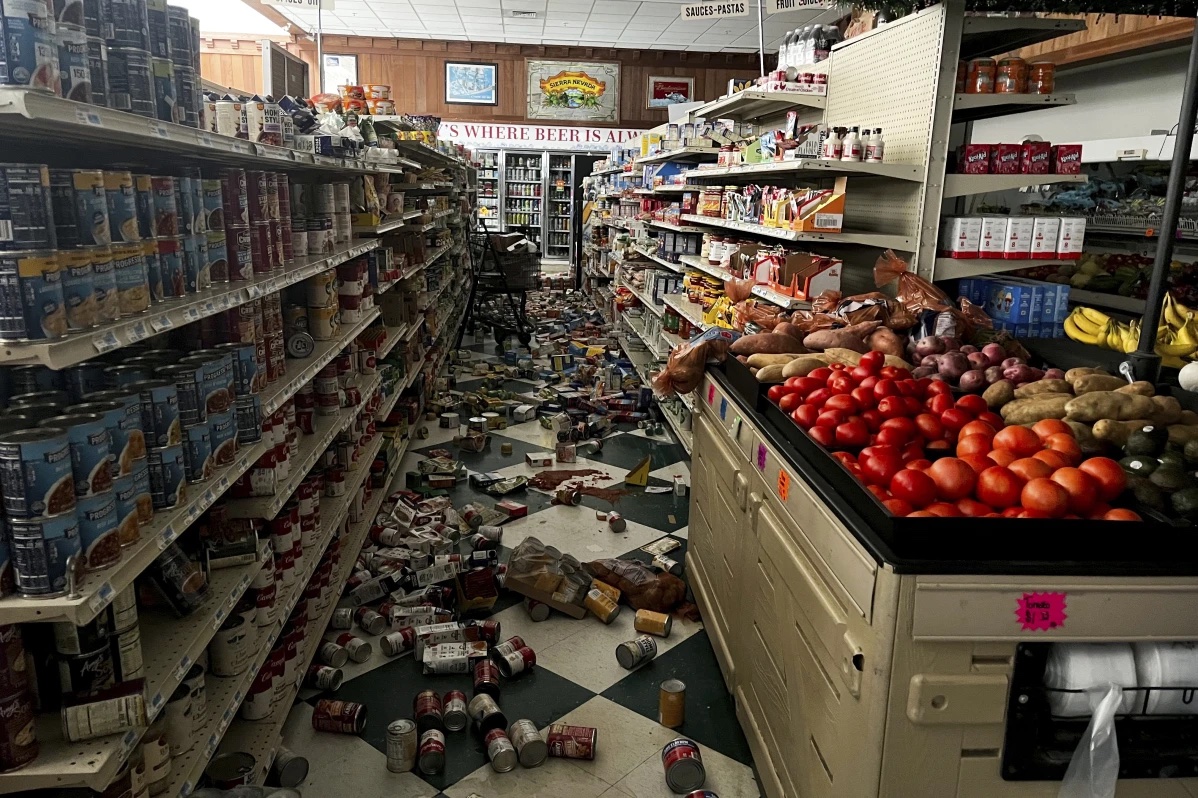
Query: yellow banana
1163 294 1187 331
1069 309 1102 336
1065 315 1099 345
1078 306 1113 327
1162 354 1188 369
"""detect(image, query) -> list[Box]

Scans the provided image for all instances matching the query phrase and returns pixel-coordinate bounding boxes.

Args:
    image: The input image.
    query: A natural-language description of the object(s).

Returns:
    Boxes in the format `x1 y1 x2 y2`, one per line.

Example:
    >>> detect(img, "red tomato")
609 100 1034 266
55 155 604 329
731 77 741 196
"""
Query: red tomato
1032 449 1072 470
1045 433 1083 466
861 409 884 432
1088 502 1112 519
858 375 879 391
925 380 951 397
805 388 833 408
927 393 954 415
992 426 1043 457
827 373 855 394
829 363 847 371
890 469 937 509
873 379 900 400
824 394 859 414
792 377 824 396
957 434 993 457
808 425 835 447
906 510 937 517
860 446 903 486
960 453 996 474
926 439 952 454
792 405 819 429
881 416 917 438
850 365 874 382
940 408 972 433
1009 457 1054 482
1019 509 1052 519
816 409 847 428
784 376 806 391
902 396 924 415
850 387 874 410
959 420 997 440
1050 467 1099 515
955 394 988 415
1001 506 1025 518
914 377 933 395
977 466 1024 509
831 451 858 467
1021 478 1070 518
808 367 833 382
914 414 943 440
1102 508 1142 521
778 393 802 414
875 426 908 447
926 502 962 517
835 419 870 448
905 458 933 471
767 385 787 403
1078 457 1127 502
882 497 914 516
977 411 1005 431
859 350 885 374
877 396 907 419
880 366 904 380
1032 418 1072 441
957 497 992 517
866 484 889 500
926 457 977 501
844 462 865 480
987 449 1019 467
900 442 926 463
896 380 921 397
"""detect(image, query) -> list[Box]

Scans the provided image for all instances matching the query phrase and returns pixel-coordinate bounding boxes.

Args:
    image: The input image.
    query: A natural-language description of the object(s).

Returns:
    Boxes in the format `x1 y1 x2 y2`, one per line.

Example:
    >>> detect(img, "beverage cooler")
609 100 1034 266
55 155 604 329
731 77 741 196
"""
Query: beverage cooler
545 153 574 263
476 149 501 224
501 151 545 249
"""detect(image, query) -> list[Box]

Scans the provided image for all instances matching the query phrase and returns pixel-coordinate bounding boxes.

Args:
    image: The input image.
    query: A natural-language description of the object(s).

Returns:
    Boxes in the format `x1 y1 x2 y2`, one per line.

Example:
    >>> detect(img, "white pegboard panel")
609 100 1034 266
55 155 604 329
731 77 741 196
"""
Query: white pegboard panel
842 178 925 238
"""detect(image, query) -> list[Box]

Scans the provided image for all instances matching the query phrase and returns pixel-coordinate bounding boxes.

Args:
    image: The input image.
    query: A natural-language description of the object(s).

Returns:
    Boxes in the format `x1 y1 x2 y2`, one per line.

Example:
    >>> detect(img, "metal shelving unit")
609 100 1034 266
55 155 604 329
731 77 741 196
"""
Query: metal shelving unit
690 90 826 121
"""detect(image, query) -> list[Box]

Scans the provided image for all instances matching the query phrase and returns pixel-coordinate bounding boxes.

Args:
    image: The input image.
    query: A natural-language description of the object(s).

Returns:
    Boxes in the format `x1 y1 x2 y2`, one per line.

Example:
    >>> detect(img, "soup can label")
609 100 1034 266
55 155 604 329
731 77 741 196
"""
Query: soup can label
234 394 262 445
208 409 237 467
133 379 180 447
0 0 57 92
56 24 89 101
174 176 196 234
107 47 154 118
58 248 97 331
92 394 145 476
140 239 162 302
147 443 186 509
85 35 106 105
10 513 81 596
50 168 109 248
150 176 177 237
157 363 203 427
225 225 251 281
181 422 212 482
91 247 118 322
104 171 139 243
156 236 185 298
57 413 112 496
76 489 120 570
206 230 228 282
0 251 67 341
112 470 145 544
0 430 75 518
111 243 149 315
201 179 224 230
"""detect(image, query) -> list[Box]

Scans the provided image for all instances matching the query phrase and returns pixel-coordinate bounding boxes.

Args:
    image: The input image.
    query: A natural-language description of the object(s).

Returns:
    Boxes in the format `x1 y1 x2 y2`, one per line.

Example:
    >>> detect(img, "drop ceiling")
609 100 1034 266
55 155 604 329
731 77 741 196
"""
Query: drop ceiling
275 0 841 53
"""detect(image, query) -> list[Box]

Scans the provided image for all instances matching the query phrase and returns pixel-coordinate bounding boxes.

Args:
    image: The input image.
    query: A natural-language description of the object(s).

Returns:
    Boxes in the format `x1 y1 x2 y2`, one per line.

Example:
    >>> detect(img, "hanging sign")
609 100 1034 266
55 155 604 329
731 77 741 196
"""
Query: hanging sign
767 0 837 11
438 122 645 152
263 0 335 9
680 1 749 19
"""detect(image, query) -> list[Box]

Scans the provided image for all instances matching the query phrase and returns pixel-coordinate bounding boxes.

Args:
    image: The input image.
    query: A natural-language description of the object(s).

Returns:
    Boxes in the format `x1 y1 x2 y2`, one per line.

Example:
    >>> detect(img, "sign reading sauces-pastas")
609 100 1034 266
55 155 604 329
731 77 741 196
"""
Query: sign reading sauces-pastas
681 1 749 18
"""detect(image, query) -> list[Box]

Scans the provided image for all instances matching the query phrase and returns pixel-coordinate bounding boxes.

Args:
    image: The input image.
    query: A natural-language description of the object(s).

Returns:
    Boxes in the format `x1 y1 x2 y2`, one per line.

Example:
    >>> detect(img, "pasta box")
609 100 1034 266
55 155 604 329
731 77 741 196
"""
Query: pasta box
496 499 527 518
526 453 554 468
513 405 537 422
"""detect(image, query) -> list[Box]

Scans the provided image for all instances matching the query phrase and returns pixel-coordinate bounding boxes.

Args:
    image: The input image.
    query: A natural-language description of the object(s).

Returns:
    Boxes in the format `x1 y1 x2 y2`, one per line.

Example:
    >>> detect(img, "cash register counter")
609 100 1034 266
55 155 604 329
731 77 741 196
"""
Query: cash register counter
688 369 1198 798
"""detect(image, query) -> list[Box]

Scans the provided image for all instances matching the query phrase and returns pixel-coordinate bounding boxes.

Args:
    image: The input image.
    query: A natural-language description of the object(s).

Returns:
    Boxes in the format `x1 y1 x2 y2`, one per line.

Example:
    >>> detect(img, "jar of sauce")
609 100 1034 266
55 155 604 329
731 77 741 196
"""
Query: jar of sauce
1028 62 1056 94
966 58 996 94
996 57 1028 94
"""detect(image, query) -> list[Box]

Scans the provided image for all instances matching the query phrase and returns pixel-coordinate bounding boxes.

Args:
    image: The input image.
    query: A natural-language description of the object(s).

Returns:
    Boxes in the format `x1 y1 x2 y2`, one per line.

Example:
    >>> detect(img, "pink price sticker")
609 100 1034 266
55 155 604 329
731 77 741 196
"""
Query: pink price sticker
1016 591 1067 632
756 444 767 471
706 384 716 405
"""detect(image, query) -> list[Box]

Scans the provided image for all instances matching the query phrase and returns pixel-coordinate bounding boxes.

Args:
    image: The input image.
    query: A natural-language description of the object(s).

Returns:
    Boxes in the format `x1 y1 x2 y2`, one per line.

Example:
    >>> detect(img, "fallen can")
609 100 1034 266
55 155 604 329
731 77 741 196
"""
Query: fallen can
485 728 517 773
467 693 507 734
271 745 309 788
311 699 366 734
413 689 443 733
330 607 353 630
662 738 706 793
608 512 626 533
381 627 415 657
653 553 683 577
660 678 686 728
317 641 348 669
205 751 254 789
386 718 417 773
442 689 468 731
635 609 673 638
523 597 550 622
496 645 535 678
616 634 657 670
508 718 548 768
418 729 445 774
473 658 500 699
585 588 620 624
546 723 597 760
336 632 371 663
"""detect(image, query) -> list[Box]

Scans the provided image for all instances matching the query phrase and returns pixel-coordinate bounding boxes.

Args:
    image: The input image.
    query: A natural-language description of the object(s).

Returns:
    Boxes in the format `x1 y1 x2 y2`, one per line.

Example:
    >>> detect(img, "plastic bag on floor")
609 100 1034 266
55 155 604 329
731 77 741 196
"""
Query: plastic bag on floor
584 558 687 613
1058 683 1123 798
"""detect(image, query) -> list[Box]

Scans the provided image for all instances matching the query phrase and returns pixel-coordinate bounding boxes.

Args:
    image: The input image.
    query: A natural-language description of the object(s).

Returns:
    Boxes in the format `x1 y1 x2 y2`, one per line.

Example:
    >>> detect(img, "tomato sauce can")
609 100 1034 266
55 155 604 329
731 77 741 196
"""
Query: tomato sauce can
662 738 706 792
546 723 597 760
146 443 185 509
0 690 38 771
386 718 417 773
485 728 517 772
0 250 67 341
0 428 75 518
154 236 185 299
418 729 445 774
10 513 80 597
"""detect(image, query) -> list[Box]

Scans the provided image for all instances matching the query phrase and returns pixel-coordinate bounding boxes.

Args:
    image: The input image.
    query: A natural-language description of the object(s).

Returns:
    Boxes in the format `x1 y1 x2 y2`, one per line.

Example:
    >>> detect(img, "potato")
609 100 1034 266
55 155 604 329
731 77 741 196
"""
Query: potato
1014 379 1071 399
867 327 905 357
1071 374 1130 394
755 364 786 383
1065 420 1097 447
773 322 803 340
1169 424 1198 446
1065 367 1109 385
1092 419 1151 448
1150 395 1184 426
802 321 881 353
983 379 1016 409
1116 381 1156 397
746 353 801 368
1182 410 1198 426
1064 391 1156 423
782 357 830 378
884 355 913 371
1000 394 1071 424
729 333 807 356
823 348 863 366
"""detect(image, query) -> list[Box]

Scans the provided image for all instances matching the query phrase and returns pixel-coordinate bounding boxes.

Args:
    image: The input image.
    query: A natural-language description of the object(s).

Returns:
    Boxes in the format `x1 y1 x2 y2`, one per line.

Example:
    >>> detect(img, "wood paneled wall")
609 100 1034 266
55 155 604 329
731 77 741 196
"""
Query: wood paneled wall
1007 13 1194 67
200 37 759 128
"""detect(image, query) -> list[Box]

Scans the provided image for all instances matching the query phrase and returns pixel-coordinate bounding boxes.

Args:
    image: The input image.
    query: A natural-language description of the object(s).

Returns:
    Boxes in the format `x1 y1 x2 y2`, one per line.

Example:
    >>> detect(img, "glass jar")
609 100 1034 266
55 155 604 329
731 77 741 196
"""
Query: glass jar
1028 62 1056 94
700 233 712 261
996 57 1028 94
966 58 996 94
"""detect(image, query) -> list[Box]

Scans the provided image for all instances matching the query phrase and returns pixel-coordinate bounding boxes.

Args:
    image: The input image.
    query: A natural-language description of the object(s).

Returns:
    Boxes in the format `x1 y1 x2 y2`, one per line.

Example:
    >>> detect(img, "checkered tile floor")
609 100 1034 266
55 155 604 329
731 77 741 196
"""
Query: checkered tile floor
280 338 761 797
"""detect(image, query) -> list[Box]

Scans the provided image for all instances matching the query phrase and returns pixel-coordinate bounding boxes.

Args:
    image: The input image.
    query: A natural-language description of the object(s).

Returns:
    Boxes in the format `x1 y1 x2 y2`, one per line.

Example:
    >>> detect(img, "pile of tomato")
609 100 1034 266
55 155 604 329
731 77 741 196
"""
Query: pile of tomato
767 350 1138 520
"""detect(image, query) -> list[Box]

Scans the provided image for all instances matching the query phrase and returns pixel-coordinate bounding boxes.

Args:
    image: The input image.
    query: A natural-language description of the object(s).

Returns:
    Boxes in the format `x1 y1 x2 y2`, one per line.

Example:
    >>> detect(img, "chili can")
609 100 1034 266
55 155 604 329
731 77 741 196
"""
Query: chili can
546 723 597 760
10 513 80 597
312 699 366 733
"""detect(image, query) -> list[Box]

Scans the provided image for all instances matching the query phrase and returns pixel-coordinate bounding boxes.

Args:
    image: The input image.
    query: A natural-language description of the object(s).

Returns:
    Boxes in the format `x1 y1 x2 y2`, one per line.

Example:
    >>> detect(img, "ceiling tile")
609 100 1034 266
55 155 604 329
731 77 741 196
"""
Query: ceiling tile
633 2 680 16
547 0 589 9
502 0 547 8
544 11 589 20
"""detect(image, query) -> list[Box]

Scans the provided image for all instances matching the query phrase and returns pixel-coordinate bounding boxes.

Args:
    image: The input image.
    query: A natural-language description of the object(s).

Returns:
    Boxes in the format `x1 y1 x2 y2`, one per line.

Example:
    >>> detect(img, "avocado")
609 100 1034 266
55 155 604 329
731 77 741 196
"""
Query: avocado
1126 425 1169 457
1151 465 1193 492
1121 456 1159 477
1184 439 1198 467
1160 450 1186 470
1172 487 1198 520
1129 476 1166 511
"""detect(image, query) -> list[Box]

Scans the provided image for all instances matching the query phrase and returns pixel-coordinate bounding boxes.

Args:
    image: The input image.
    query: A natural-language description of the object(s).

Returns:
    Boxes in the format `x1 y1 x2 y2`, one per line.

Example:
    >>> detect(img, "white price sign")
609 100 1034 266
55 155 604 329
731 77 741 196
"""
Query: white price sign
262 0 335 8
681 1 748 18
767 0 837 11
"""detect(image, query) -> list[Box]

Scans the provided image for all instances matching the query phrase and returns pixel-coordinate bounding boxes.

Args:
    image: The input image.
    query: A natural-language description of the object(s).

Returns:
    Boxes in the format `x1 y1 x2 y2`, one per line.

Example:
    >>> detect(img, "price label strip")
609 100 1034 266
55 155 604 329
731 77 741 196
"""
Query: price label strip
92 330 120 353
150 315 174 332
75 107 103 127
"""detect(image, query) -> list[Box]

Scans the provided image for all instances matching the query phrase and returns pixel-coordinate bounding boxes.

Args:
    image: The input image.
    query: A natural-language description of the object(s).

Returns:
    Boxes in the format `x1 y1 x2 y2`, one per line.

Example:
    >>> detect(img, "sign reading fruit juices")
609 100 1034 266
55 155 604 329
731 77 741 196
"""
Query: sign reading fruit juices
437 122 645 152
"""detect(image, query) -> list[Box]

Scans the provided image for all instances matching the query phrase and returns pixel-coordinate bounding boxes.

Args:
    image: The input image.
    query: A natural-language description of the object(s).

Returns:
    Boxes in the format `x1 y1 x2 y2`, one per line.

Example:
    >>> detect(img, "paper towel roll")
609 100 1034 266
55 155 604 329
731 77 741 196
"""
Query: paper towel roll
1133 642 1198 715
1044 643 1138 717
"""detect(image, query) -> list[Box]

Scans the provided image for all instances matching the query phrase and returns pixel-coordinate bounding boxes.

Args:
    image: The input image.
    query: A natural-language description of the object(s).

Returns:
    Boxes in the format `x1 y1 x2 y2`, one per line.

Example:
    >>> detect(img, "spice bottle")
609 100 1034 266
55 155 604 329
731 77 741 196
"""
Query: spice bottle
866 129 886 164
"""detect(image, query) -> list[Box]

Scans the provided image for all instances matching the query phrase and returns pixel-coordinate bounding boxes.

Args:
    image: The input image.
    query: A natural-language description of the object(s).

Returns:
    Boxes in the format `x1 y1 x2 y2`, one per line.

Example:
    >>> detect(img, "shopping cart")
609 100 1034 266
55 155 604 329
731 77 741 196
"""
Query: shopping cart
458 218 541 348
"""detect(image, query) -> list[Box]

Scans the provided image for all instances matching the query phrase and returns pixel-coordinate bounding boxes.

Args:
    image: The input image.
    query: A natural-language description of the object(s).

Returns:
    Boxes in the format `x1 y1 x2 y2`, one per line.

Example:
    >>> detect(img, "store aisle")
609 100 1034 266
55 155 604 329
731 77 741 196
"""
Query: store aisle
276 337 761 798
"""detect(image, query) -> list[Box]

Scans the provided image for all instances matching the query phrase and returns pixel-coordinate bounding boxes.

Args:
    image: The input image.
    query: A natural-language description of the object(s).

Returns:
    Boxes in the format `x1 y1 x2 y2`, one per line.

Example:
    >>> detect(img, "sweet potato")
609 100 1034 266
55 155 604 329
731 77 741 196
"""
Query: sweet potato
1116 381 1155 397
1092 419 1151 448
746 353 802 368
1169 425 1198 446
884 355 913 371
782 357 830 378
1182 410 1198 426
729 333 807 356
823 348 863 366
1065 367 1109 385
755 364 786 383
867 327 905 357
1014 379 1071 399
802 321 883 353
773 322 803 340
1150 395 1184 426
1000 394 1071 424
983 380 1016 409
1071 374 1129 395
1064 392 1155 423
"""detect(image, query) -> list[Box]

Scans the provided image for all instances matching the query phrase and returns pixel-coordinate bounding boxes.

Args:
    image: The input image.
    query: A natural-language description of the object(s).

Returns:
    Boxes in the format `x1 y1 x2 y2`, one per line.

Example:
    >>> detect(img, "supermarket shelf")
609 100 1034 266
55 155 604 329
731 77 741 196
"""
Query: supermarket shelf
648 184 703 194
405 221 437 232
1085 223 1198 242
0 240 380 370
621 335 662 379
751 285 811 311
636 247 686 274
227 371 383 519
959 15 1087 60
217 438 389 785
0 560 258 792
661 328 686 350
377 325 409 361
0 89 406 175
934 256 1077 280
622 276 664 317
952 93 1076 123
650 219 708 234
687 158 923 183
690 89 826 120
679 215 914 250
1067 289 1147 315
659 406 694 456
625 317 667 361
662 293 710 331
351 215 409 235
261 308 382 416
942 173 1088 198
678 254 734 281
592 165 630 177
637 147 721 165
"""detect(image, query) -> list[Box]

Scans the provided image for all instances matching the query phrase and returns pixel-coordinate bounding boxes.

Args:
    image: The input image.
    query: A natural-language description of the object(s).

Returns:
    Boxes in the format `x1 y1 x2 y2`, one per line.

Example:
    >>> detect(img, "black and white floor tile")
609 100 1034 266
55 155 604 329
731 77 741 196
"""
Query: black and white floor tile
279 336 760 798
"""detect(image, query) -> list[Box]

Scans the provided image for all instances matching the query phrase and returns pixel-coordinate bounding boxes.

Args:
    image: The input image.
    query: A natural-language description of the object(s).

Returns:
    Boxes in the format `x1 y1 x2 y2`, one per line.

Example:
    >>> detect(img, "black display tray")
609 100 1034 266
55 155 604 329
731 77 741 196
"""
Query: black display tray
715 359 1198 576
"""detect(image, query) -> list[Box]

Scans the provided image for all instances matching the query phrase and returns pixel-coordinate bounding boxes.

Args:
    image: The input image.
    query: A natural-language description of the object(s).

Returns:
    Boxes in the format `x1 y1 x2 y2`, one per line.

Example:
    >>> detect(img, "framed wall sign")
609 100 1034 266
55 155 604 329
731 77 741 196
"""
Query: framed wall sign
445 61 499 106
527 59 620 123
647 76 696 108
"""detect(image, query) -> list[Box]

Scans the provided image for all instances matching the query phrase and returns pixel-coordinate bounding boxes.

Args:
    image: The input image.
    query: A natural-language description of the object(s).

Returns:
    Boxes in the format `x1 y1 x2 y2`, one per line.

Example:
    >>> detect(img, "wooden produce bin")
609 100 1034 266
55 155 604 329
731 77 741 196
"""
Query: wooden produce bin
689 370 1198 798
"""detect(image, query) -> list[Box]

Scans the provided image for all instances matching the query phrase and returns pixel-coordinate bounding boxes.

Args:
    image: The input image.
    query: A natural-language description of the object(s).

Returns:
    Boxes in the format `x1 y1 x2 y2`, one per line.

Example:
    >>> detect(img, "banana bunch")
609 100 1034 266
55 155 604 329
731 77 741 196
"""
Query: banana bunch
1065 294 1198 364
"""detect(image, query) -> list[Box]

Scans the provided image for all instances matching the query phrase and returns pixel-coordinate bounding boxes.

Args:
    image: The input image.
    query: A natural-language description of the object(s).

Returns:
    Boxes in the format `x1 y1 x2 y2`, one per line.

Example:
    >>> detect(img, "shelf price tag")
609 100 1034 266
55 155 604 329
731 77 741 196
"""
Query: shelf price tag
158 525 174 550
777 469 790 501
756 444 767 472
127 320 149 342
87 581 115 613
175 655 192 682
202 301 217 315
75 107 103 126
183 306 201 322
148 121 170 139
150 315 174 332
149 690 165 714
92 330 120 353
198 132 214 148
212 606 227 630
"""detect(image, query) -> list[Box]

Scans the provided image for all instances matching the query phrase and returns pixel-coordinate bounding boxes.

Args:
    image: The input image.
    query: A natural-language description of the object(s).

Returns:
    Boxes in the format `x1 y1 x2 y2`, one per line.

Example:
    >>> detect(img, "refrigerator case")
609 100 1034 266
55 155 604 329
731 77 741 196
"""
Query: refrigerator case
476 149 501 224
572 154 603 287
546 153 574 263
501 150 544 246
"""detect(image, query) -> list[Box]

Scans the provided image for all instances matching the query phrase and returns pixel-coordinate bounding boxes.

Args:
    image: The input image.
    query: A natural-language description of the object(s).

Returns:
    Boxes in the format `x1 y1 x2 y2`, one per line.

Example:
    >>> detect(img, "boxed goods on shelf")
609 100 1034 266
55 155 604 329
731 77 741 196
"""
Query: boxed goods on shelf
956 140 1082 175
940 215 1086 260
